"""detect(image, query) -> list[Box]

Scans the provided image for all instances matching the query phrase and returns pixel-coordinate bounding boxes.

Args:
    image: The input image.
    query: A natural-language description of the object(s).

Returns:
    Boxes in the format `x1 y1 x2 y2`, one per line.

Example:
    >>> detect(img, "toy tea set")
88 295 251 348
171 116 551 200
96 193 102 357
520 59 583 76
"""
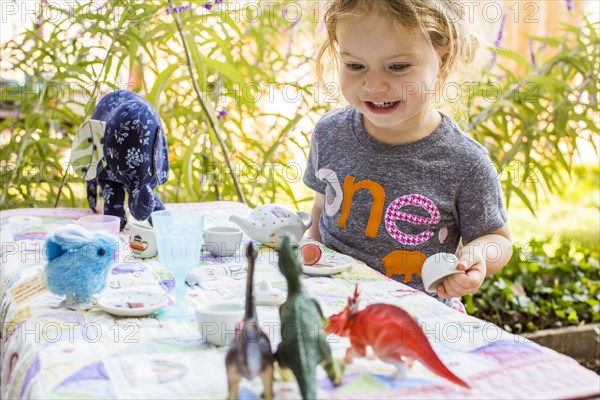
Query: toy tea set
42 90 469 397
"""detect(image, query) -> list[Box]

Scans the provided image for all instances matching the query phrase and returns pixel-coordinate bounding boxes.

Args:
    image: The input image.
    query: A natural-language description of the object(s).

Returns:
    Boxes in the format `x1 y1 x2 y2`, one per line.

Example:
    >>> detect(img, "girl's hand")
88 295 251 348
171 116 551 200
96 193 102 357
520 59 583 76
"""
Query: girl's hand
436 246 486 299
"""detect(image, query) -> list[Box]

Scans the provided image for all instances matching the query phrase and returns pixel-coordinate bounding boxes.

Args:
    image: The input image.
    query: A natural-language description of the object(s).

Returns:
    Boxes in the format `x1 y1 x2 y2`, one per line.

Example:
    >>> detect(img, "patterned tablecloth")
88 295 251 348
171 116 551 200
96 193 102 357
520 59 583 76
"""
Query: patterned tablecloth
1 202 598 399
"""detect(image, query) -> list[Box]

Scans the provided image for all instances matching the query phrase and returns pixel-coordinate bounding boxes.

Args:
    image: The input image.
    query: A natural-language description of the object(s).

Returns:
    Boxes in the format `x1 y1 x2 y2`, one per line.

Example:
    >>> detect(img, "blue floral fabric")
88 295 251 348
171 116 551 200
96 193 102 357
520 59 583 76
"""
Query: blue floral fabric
86 90 169 230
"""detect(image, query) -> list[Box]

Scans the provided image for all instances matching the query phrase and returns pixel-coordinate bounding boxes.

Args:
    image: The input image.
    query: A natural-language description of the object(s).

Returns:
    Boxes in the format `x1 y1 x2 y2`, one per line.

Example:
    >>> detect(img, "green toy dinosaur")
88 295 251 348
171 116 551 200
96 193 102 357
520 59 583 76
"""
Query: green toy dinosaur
275 234 345 399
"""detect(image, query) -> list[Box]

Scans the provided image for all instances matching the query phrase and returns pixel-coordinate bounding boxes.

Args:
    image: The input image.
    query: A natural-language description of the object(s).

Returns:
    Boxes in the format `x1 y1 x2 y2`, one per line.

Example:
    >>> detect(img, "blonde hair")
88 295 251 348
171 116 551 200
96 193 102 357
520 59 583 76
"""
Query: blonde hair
316 0 480 85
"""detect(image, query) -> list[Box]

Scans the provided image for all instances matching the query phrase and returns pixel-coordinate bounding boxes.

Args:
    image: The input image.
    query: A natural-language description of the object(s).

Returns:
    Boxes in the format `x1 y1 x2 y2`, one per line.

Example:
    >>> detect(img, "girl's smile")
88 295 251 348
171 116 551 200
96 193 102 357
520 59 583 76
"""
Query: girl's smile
336 14 444 144
364 101 402 114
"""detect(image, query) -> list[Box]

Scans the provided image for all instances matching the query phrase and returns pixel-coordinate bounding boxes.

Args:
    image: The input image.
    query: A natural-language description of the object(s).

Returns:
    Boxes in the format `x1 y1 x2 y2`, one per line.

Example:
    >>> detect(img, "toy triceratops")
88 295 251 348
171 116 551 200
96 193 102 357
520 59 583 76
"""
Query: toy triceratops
70 90 169 230
325 285 470 388
44 225 117 310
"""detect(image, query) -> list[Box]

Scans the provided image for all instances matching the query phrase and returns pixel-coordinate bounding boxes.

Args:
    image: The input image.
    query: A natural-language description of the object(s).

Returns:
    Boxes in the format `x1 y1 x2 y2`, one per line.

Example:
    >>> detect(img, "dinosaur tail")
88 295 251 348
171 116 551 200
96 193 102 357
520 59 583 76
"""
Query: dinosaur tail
415 340 470 388
321 358 345 386
293 364 317 400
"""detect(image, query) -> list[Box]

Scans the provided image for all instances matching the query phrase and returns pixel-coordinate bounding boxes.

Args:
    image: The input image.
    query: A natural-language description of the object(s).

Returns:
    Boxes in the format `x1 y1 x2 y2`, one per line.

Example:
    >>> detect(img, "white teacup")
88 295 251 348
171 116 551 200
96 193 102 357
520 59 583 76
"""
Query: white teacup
421 253 465 293
203 226 243 257
195 302 245 346
128 220 157 259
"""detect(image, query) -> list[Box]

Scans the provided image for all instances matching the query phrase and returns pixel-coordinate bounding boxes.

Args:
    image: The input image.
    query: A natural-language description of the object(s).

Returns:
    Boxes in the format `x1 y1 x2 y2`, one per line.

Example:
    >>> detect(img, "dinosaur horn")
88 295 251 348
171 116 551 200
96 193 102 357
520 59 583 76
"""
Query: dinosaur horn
349 284 359 304
348 284 359 313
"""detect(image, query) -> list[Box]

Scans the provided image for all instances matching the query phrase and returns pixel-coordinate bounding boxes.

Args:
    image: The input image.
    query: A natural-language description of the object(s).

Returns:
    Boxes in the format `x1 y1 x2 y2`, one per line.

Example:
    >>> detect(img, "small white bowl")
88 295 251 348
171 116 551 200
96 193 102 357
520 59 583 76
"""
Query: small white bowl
195 301 245 346
203 226 243 257
421 253 464 293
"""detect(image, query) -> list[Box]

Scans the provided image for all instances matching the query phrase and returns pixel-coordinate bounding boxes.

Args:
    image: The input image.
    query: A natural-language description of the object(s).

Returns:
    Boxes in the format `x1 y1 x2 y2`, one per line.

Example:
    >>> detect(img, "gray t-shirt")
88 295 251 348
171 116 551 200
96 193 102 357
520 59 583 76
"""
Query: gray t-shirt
303 107 507 294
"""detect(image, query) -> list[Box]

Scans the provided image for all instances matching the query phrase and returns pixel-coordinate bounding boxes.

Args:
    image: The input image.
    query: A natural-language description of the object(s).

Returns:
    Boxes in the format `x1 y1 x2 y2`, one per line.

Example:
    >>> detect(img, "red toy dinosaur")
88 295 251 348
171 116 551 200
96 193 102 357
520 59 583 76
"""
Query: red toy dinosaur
325 286 470 388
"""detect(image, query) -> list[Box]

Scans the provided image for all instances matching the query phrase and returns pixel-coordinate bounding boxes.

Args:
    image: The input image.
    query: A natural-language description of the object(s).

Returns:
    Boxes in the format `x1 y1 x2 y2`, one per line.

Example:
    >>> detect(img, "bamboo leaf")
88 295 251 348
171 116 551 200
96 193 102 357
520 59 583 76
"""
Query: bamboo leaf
147 64 180 108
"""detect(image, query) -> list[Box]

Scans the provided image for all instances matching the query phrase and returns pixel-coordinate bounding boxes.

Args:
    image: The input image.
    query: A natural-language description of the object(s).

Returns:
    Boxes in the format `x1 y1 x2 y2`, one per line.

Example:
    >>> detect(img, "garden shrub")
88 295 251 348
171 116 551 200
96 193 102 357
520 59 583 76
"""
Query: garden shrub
465 239 600 333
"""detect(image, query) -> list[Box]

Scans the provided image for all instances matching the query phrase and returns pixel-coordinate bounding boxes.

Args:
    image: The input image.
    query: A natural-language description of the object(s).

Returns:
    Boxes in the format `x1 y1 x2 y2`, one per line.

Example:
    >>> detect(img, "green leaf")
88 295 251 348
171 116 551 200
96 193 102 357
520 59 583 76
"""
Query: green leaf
147 64 180 109
495 48 532 69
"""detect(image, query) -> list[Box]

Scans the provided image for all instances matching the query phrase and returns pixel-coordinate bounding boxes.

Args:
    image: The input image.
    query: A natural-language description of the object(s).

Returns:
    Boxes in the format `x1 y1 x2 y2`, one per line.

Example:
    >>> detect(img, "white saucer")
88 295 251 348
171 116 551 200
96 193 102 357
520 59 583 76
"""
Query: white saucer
97 290 168 317
302 252 354 276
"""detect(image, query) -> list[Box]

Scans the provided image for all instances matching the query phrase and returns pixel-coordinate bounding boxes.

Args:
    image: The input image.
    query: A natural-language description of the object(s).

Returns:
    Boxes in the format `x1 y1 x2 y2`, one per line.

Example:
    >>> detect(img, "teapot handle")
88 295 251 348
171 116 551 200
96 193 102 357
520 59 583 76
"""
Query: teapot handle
297 211 313 232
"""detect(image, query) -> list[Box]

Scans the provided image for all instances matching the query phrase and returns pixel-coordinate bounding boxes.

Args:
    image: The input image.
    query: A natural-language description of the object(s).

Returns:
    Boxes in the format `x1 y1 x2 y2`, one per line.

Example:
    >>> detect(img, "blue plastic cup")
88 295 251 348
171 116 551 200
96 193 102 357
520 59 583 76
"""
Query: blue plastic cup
152 210 205 319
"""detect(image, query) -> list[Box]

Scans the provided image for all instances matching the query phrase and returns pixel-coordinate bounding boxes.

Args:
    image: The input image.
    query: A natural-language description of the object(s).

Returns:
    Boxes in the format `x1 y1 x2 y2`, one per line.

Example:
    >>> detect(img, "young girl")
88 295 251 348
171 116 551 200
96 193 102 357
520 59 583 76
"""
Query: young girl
304 0 512 307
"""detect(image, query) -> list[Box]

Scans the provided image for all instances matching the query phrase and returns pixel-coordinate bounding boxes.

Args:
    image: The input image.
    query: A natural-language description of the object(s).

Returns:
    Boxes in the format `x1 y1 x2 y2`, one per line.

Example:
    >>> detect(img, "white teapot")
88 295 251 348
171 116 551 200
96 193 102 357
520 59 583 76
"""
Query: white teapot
229 204 312 248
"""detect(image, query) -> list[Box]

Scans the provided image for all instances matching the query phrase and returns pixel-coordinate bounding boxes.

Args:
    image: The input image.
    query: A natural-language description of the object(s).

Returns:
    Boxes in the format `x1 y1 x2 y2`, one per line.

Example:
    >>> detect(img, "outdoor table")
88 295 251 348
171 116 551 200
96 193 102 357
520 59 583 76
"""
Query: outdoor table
1 202 598 399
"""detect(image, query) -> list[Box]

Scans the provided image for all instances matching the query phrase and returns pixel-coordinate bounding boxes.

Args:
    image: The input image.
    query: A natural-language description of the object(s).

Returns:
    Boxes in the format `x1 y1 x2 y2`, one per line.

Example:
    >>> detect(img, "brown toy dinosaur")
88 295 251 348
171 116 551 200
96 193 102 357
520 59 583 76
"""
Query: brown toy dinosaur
326 285 470 388
225 244 275 399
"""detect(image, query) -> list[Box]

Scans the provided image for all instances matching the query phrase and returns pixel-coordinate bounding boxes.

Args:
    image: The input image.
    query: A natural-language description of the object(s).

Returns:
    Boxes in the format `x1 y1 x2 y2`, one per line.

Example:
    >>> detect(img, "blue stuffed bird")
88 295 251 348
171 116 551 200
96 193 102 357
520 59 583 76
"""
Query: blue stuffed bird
44 225 118 310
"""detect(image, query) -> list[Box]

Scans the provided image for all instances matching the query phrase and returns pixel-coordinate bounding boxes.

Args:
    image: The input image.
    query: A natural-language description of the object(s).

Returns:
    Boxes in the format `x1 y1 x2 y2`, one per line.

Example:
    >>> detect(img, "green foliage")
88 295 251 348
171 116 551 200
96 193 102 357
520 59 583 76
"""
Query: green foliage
465 239 600 333
1 0 322 209
458 16 599 215
508 164 599 248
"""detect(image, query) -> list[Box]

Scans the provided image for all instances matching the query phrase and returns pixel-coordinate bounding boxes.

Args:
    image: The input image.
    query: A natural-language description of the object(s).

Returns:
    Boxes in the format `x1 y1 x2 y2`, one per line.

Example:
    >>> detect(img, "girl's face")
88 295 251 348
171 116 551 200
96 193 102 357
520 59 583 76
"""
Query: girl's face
336 14 444 144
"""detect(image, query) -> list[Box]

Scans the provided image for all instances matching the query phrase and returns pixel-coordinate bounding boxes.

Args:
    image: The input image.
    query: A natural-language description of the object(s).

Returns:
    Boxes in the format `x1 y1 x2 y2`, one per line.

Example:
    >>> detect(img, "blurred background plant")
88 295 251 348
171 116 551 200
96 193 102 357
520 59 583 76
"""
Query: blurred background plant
459 15 598 215
0 0 326 209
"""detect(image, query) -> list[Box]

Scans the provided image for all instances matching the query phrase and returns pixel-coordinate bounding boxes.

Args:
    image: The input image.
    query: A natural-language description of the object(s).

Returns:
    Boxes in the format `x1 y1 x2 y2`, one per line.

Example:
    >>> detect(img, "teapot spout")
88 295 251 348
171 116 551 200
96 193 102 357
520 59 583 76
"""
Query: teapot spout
229 215 253 238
